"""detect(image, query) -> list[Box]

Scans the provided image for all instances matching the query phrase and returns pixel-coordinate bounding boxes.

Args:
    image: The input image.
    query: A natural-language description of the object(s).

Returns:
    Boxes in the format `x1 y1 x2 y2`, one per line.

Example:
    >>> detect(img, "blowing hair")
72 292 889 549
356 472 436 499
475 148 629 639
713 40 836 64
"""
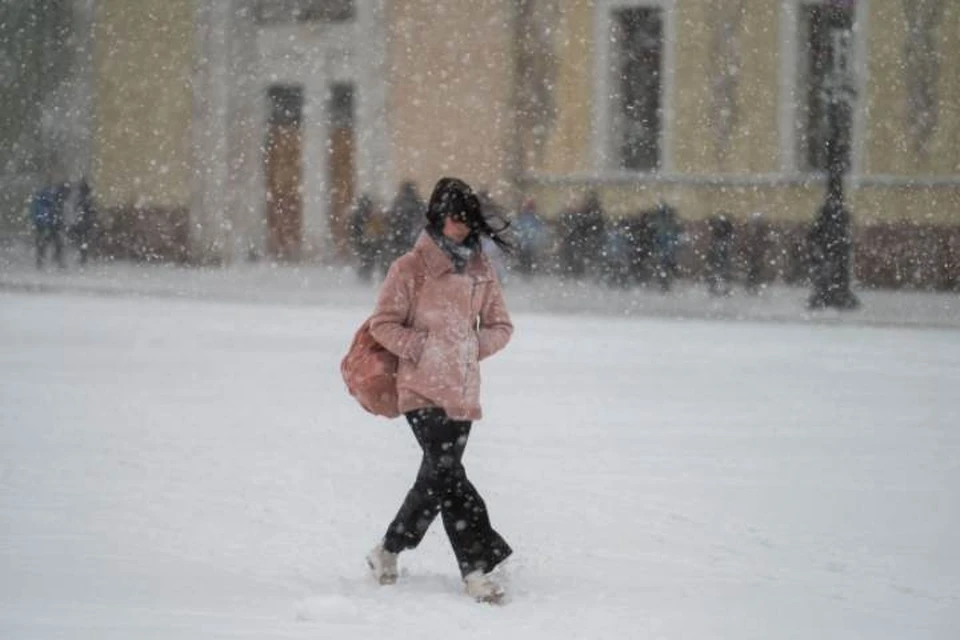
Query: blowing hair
426 177 513 253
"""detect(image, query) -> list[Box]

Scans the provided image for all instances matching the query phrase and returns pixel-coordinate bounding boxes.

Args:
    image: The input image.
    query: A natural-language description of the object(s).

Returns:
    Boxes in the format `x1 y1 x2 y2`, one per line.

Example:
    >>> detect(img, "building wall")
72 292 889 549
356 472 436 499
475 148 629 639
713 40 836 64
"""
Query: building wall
524 0 958 228
386 0 514 196
866 1 960 177
93 0 193 210
82 0 958 274
537 2 592 177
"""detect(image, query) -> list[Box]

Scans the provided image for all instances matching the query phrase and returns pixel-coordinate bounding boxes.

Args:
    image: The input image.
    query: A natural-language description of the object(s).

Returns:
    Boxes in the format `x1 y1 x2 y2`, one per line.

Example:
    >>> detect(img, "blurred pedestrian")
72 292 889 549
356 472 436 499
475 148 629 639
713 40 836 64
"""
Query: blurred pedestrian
514 198 546 277
348 193 384 282
559 191 606 279
706 212 735 296
744 212 772 294
579 191 606 280
382 180 424 270
601 218 632 288
650 201 681 292
30 180 68 269
69 178 97 265
364 176 514 604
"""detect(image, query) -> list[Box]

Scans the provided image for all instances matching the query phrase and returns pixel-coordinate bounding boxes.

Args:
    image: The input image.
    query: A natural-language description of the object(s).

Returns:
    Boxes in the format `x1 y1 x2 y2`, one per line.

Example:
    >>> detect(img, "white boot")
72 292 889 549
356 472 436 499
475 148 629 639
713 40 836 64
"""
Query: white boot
464 570 505 604
366 544 398 585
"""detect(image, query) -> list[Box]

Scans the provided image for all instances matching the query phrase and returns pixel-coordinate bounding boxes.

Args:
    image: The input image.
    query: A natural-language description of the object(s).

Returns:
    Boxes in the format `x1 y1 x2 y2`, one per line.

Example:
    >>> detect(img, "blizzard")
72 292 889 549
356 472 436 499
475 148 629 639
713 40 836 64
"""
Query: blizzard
1 267 958 639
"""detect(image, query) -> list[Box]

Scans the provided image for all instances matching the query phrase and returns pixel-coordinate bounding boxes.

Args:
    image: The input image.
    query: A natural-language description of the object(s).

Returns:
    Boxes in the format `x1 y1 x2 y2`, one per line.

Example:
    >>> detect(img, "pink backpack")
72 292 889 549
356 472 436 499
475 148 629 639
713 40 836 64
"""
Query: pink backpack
340 268 424 418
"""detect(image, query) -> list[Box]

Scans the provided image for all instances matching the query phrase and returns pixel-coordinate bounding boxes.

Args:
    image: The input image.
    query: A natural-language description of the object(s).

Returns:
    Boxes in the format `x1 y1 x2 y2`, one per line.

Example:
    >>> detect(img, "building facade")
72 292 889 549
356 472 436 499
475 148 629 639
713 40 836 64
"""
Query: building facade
5 1 958 285
519 1 959 287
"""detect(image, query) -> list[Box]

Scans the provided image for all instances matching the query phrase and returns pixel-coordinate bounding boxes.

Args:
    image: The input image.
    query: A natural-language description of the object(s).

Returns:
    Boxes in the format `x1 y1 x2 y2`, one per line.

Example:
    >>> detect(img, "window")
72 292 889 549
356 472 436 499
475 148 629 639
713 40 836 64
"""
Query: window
795 1 854 173
329 83 354 128
268 86 304 127
255 0 354 25
609 7 663 171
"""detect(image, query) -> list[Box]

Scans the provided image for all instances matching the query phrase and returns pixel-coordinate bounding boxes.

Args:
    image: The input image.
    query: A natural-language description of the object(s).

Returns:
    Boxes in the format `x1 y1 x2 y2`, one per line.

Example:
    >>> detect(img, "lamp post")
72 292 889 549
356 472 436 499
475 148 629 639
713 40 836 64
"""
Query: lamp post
808 0 860 310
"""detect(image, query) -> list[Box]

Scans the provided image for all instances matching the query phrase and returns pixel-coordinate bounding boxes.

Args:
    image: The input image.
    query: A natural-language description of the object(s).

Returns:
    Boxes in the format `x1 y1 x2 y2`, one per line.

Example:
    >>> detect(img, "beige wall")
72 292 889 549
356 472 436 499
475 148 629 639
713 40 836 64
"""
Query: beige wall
93 0 194 209
728 2 781 174
386 0 514 198
526 0 959 226
866 1 960 176
87 0 958 250
939 2 960 175
670 0 709 174
538 2 592 176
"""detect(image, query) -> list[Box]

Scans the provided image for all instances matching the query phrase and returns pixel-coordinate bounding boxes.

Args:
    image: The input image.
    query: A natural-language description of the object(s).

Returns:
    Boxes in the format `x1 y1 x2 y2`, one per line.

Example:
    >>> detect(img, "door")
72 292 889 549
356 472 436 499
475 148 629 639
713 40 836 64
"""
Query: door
328 83 355 260
265 85 303 261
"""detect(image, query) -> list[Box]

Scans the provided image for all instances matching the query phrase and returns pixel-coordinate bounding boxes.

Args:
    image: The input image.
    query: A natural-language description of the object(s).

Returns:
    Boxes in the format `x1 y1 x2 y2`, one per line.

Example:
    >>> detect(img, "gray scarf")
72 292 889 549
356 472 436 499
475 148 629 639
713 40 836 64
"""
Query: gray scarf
427 226 477 274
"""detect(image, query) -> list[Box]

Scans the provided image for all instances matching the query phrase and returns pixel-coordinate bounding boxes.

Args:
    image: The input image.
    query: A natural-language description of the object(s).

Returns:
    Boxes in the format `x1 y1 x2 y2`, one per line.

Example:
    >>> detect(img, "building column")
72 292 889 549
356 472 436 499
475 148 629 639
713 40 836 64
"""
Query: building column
191 0 232 263
226 0 263 261
356 0 390 202
71 0 97 183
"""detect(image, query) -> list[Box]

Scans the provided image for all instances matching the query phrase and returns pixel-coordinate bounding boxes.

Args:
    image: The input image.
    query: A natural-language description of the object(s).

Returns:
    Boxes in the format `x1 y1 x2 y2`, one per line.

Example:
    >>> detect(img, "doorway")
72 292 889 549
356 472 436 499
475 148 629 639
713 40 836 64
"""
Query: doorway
264 85 303 261
328 83 355 260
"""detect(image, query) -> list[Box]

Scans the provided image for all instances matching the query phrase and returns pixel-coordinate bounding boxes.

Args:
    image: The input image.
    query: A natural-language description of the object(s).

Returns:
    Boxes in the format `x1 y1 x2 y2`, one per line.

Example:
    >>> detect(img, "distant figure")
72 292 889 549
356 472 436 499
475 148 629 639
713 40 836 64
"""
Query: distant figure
744 212 772 294
579 191 606 280
69 179 97 265
559 191 606 279
706 212 735 296
383 181 424 270
650 201 681 292
628 211 657 285
601 218 633 288
30 181 68 269
348 194 384 282
514 198 546 277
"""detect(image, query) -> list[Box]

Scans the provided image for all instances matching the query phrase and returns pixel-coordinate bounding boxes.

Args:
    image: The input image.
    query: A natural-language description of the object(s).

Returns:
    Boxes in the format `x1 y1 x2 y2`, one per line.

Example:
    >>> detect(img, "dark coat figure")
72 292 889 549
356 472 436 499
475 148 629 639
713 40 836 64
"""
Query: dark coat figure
348 194 383 282
559 191 606 279
744 212 772 294
383 181 424 270
622 211 656 285
69 179 97 265
513 199 546 277
706 212 735 296
30 182 68 269
650 202 681 291
579 191 606 279
601 219 633 288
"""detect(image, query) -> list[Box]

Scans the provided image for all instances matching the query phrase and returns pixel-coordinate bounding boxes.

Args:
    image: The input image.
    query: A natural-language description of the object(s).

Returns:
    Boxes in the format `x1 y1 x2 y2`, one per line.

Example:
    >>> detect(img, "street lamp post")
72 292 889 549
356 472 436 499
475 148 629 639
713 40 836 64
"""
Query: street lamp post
808 0 860 310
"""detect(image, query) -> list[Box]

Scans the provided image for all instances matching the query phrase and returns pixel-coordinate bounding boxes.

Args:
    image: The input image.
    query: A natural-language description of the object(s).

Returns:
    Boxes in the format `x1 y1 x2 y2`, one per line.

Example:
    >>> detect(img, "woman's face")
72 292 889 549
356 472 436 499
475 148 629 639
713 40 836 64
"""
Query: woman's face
441 214 471 244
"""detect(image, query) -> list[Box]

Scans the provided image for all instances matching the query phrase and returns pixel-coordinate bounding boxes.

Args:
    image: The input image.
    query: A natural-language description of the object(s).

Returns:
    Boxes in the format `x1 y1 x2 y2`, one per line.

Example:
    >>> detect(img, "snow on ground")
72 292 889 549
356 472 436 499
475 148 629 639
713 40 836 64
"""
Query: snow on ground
1 266 958 639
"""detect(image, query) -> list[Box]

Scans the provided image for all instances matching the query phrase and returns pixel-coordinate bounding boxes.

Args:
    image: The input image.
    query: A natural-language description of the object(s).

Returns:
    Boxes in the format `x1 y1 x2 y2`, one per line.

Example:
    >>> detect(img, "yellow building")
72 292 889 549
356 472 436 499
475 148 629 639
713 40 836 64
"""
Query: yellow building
26 0 957 285
519 0 960 288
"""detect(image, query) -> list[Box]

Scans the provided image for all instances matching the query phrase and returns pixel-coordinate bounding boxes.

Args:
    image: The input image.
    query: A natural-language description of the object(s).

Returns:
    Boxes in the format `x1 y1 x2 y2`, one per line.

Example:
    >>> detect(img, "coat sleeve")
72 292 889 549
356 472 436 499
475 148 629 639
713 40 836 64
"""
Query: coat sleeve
477 270 513 360
368 258 428 363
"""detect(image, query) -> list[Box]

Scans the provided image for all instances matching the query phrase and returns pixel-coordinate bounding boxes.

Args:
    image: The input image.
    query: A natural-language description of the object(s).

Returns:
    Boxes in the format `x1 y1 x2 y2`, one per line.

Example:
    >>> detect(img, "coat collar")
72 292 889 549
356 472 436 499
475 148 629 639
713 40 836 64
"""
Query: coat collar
413 230 489 279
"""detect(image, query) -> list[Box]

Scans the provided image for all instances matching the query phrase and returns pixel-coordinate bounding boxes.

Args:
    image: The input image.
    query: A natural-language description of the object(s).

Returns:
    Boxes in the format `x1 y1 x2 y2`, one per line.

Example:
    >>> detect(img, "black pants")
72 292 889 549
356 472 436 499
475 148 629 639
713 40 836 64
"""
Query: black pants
35 227 64 268
383 407 512 577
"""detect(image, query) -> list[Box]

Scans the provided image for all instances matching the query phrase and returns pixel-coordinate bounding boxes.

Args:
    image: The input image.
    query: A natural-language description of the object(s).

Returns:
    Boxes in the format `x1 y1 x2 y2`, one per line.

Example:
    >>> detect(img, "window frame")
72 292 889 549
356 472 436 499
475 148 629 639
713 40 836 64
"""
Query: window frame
779 0 868 177
254 0 355 26
593 0 676 176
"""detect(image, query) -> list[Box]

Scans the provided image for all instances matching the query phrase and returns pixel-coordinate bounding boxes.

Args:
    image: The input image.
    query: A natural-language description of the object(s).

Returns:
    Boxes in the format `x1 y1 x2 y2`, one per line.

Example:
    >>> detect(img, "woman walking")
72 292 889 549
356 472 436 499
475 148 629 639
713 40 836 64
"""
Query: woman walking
365 177 514 603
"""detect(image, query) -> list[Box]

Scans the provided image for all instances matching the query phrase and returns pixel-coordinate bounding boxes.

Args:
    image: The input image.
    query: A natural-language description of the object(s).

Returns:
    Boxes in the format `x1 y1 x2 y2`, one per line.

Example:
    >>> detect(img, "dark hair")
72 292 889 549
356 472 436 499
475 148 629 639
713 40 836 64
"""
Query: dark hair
426 177 512 253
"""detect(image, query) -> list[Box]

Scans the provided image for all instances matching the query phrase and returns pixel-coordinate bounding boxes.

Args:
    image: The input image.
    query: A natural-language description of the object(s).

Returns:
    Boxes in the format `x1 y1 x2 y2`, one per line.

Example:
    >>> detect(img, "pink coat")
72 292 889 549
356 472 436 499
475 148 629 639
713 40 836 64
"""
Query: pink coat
369 231 513 420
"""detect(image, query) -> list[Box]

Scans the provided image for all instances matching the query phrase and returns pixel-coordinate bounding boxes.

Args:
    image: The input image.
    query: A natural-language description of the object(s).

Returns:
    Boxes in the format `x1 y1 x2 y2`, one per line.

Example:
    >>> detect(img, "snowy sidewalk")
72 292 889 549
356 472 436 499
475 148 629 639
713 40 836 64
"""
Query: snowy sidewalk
2 243 958 330
3 280 958 639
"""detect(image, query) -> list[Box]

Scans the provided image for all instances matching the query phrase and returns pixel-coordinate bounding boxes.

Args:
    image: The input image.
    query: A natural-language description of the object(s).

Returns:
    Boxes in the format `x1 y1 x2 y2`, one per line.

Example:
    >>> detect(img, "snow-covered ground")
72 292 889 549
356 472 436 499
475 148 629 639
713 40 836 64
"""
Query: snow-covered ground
1 263 958 639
